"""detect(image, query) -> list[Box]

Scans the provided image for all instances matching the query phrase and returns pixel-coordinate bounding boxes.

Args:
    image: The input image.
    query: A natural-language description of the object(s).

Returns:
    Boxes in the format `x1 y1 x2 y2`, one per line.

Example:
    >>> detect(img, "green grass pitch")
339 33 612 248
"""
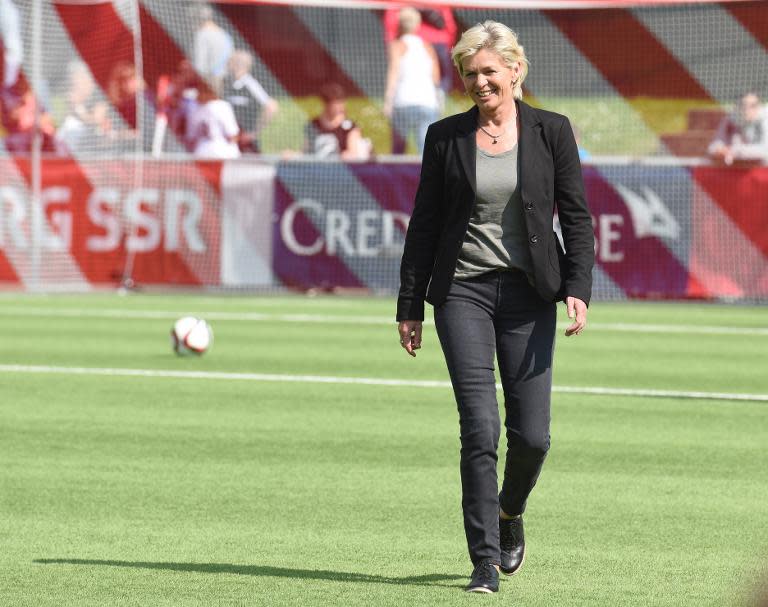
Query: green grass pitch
1 293 766 606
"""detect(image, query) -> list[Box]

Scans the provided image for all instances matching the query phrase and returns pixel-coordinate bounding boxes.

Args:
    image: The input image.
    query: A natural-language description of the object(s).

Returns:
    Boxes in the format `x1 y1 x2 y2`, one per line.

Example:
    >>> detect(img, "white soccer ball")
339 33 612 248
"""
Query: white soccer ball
171 316 213 355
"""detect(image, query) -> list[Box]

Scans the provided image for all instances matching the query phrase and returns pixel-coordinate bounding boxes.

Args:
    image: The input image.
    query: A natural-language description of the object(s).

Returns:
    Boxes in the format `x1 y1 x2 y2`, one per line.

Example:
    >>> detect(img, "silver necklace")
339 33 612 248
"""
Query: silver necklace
478 113 518 144
478 124 502 144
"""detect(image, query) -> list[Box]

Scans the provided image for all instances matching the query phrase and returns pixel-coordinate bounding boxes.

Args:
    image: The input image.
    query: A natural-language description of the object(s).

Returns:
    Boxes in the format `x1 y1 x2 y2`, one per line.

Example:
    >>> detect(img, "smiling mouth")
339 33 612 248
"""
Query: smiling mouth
476 89 496 98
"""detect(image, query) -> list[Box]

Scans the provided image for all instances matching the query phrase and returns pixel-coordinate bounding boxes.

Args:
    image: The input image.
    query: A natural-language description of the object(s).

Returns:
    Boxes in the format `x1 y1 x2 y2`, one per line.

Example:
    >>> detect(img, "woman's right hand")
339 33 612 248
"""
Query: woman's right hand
398 320 423 357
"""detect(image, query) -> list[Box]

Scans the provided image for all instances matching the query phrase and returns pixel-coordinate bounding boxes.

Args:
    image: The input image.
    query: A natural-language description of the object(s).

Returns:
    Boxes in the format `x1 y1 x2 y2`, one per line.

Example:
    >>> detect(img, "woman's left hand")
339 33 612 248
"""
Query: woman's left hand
564 296 588 336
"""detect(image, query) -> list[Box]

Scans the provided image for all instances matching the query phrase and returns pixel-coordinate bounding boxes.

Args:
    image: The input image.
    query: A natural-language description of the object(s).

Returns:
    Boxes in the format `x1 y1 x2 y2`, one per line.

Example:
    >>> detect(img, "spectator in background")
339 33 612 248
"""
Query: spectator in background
1 78 61 154
193 4 233 91
304 83 369 160
107 61 160 153
57 61 110 154
106 61 144 140
384 6 457 98
154 59 201 155
1 0 24 137
0 0 23 91
187 84 240 158
384 8 440 155
708 92 768 164
222 50 278 154
0 0 61 155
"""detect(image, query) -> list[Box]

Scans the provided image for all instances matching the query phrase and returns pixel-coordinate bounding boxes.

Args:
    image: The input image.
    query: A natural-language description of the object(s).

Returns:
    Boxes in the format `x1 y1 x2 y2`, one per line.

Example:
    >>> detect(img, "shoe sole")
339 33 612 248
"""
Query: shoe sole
500 547 525 576
465 587 497 593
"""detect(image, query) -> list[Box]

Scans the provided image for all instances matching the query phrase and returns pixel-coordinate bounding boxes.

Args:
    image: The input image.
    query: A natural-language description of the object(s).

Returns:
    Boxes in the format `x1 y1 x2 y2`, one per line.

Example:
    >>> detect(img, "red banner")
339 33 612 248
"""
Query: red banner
0 158 222 287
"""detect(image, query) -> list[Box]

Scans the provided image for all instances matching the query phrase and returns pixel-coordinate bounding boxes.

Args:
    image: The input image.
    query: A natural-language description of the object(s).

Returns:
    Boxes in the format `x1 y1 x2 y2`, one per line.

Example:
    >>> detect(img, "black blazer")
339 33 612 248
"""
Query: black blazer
397 100 594 322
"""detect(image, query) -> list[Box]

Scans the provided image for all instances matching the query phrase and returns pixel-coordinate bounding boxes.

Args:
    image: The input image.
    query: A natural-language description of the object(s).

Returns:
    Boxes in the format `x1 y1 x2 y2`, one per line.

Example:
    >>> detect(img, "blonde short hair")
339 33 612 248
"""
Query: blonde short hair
451 21 529 100
398 8 421 36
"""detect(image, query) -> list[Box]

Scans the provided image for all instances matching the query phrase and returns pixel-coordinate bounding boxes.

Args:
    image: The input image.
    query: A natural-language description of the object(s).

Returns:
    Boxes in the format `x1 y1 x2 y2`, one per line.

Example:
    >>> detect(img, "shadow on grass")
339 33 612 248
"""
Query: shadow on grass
33 559 465 588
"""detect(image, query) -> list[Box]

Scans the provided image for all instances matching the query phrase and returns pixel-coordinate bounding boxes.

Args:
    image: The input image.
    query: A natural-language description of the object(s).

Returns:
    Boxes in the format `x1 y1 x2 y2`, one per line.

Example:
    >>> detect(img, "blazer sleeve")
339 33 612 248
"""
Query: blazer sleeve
553 118 595 306
396 124 444 321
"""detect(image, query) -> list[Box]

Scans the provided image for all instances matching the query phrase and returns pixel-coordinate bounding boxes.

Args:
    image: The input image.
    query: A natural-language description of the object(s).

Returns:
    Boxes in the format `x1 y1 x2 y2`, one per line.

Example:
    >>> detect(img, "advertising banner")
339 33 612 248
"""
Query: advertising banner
0 158 267 288
273 162 414 291
1 158 765 300
271 161 768 300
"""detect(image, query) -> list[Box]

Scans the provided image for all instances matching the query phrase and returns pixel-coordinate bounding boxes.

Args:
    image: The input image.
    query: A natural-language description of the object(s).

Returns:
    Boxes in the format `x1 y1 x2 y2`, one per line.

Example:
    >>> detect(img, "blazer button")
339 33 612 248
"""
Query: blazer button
524 201 534 211
530 234 538 244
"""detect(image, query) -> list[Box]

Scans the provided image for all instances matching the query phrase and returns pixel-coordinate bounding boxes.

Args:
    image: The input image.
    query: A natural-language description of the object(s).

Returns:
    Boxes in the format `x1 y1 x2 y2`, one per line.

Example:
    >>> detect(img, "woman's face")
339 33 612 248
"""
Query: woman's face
323 98 346 120
461 48 521 114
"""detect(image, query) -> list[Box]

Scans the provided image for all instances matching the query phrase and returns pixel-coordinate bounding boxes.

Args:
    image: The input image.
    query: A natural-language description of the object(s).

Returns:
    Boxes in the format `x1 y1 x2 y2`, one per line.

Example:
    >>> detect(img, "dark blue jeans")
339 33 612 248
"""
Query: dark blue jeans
434 270 557 566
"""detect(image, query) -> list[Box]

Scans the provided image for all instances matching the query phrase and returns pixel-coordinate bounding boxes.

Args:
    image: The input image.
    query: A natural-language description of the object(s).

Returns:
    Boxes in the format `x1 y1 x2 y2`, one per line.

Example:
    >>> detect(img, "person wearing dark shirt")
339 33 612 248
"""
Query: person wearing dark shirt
221 50 277 154
304 83 368 160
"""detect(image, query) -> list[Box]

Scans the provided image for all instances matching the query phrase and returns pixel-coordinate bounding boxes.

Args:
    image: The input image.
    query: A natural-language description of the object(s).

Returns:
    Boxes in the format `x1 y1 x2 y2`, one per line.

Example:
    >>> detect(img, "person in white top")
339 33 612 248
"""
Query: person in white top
384 7 441 155
57 61 110 154
193 5 234 90
0 0 22 89
187 86 240 159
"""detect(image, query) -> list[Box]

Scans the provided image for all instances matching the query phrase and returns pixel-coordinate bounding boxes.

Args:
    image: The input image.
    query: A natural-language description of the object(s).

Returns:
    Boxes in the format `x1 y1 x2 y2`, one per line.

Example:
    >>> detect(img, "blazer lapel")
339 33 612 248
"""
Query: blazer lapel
517 100 542 202
455 103 540 196
455 105 478 194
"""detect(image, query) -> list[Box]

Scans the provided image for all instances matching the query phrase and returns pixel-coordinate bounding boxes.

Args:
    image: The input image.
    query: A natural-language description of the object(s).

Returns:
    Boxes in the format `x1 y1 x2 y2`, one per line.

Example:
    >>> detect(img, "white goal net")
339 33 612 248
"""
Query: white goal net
1 0 766 300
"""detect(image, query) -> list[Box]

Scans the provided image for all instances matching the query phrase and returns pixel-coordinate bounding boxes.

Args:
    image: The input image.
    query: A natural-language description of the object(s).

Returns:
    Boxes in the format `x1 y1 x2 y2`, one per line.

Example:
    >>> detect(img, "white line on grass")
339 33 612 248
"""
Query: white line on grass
0 307 393 325
0 307 765 335
1 364 766 403
583 322 767 336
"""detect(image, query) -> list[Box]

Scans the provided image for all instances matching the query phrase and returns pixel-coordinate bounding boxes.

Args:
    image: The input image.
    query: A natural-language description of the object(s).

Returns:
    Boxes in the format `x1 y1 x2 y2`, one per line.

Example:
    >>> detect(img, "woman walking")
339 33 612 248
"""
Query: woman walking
396 21 594 593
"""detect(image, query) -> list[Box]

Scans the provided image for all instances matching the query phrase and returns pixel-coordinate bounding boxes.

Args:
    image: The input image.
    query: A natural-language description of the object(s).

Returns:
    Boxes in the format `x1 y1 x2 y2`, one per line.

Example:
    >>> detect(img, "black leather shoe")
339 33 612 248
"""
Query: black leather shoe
499 515 525 575
465 559 499 593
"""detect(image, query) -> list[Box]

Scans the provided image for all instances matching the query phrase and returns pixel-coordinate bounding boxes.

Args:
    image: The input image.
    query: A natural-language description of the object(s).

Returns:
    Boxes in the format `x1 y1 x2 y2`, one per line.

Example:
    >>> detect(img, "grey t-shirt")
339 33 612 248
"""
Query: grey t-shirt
454 144 533 279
